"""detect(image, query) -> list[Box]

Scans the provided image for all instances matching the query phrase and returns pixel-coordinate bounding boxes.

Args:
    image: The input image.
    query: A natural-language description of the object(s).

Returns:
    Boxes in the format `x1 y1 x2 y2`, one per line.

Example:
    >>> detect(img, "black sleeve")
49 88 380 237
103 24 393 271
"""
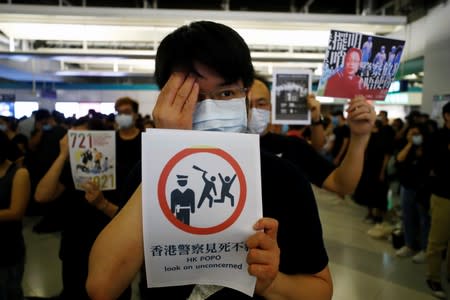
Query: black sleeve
283 137 335 187
261 133 335 187
260 151 329 275
59 161 74 190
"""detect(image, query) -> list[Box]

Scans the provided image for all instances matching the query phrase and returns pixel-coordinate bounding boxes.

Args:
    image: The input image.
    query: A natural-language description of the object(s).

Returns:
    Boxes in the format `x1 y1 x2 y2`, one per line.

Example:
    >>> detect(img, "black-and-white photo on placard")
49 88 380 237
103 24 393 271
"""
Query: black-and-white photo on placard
271 69 312 125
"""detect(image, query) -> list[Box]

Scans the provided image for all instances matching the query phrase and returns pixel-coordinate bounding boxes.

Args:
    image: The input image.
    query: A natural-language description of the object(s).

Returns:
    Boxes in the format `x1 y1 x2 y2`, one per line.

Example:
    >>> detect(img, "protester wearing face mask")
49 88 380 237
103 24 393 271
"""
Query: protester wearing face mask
249 76 375 198
34 116 135 300
26 109 67 231
248 77 326 150
192 88 248 132
114 97 142 188
87 21 334 300
394 125 431 264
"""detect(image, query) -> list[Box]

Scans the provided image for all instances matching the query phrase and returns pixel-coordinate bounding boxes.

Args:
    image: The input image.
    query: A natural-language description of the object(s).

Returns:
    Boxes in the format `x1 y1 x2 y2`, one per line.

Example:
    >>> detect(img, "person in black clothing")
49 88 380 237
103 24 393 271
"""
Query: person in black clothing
26 109 67 231
114 97 142 185
353 120 393 225
330 110 351 166
248 77 375 196
87 21 332 300
0 131 30 300
394 124 431 260
425 102 450 299
34 116 139 300
0 116 28 166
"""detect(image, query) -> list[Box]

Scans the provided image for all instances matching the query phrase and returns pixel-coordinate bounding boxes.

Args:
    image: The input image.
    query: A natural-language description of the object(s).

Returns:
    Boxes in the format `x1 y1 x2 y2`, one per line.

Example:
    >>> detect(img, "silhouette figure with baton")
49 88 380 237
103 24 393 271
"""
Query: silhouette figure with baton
193 165 217 208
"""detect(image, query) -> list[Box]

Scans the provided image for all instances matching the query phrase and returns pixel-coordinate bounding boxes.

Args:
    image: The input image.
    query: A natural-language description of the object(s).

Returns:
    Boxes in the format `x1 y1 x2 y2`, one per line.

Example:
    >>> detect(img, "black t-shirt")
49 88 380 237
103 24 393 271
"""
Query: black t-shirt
331 125 350 158
353 130 391 207
260 132 335 188
396 144 430 190
116 131 142 191
7 133 28 162
11 133 28 148
379 125 395 155
6 140 22 162
364 130 392 179
429 127 450 199
129 150 328 299
0 163 25 267
59 163 119 260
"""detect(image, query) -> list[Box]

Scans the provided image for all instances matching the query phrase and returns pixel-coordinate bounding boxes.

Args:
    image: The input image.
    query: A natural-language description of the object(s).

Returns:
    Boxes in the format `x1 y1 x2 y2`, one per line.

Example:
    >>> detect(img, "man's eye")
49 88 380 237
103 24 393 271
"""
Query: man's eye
257 100 269 106
219 90 234 98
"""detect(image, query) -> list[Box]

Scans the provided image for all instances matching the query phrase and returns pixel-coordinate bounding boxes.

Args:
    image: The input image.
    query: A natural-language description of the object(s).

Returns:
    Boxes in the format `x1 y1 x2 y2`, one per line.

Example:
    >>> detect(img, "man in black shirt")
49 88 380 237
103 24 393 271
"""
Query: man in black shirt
87 21 332 300
248 77 375 196
114 97 142 191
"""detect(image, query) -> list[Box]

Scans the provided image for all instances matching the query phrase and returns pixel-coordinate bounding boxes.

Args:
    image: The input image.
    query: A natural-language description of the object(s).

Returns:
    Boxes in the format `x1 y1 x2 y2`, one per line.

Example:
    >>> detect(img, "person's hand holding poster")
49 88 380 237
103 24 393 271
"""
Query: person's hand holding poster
317 30 405 101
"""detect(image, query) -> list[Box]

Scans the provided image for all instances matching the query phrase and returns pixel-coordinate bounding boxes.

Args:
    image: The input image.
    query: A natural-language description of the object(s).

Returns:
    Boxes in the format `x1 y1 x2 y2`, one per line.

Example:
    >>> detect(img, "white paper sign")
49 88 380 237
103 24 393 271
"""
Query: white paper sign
68 130 116 191
142 129 263 296
271 69 312 125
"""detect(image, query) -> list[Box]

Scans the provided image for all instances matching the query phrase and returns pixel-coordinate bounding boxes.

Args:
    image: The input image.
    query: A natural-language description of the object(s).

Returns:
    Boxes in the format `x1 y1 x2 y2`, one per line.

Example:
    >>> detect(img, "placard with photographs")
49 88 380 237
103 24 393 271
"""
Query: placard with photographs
68 130 116 191
271 69 312 125
317 29 405 101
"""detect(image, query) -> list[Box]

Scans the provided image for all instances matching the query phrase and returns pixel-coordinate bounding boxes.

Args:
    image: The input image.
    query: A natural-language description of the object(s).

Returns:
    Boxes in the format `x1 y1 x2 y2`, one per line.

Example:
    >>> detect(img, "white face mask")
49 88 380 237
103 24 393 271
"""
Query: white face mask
248 108 270 135
192 97 248 133
115 114 134 129
412 135 423 146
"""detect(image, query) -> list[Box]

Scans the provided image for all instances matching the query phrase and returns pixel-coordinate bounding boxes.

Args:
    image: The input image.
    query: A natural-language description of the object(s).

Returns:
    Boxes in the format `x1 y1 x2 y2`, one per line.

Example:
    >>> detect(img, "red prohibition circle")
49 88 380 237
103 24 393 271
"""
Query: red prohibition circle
158 147 247 235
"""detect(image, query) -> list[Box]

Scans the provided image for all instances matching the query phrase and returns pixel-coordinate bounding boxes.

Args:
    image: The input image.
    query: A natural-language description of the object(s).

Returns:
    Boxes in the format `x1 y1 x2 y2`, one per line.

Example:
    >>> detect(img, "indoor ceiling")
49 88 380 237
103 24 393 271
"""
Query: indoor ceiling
0 0 440 83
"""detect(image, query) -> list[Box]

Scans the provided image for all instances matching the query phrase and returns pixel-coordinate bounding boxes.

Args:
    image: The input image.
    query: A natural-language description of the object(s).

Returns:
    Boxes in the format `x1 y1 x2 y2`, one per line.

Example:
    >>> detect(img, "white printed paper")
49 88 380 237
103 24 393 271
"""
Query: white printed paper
68 130 116 191
271 68 312 125
142 129 263 296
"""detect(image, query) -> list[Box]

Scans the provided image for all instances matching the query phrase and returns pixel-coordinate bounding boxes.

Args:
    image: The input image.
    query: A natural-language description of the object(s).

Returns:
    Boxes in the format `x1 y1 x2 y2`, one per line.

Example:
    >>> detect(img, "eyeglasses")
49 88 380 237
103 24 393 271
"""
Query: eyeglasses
116 110 134 115
198 86 247 101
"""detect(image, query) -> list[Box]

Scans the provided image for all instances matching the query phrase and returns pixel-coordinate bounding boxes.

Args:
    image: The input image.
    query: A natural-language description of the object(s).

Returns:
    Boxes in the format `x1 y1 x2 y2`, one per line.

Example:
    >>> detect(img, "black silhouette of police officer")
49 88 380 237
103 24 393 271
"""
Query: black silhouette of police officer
170 175 195 225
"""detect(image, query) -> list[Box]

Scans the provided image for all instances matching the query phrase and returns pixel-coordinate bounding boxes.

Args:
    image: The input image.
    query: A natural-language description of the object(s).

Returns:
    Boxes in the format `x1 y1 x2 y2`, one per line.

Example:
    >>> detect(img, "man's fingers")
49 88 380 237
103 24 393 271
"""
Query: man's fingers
247 232 278 250
182 82 199 113
159 72 188 106
247 248 278 266
172 74 197 111
248 263 278 279
253 218 278 241
347 100 374 118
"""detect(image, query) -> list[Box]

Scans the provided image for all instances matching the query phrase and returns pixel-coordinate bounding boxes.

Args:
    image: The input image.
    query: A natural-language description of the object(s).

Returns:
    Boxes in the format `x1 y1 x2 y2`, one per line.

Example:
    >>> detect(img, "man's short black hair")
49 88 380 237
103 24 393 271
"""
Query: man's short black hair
115 97 139 113
155 21 254 90
34 109 51 122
